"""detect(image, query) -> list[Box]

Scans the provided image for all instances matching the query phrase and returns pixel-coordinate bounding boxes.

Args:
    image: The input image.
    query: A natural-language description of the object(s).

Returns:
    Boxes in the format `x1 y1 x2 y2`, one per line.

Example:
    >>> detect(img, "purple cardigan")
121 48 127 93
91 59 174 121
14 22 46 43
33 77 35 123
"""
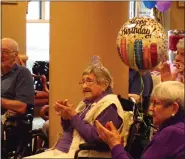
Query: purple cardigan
56 88 122 152
111 113 185 159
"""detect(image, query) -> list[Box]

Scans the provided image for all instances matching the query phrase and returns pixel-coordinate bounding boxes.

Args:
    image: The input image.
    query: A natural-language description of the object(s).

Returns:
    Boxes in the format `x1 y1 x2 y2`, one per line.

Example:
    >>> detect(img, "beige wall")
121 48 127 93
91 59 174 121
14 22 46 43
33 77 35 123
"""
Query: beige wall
170 1 184 30
1 2 28 60
49 1 129 146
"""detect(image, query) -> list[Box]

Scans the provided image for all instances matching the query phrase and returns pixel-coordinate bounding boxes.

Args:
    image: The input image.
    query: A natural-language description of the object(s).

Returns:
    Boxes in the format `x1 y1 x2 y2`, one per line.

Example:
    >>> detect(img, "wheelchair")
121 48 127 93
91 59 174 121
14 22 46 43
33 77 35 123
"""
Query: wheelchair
1 105 44 159
2 105 49 159
74 95 157 159
2 105 33 159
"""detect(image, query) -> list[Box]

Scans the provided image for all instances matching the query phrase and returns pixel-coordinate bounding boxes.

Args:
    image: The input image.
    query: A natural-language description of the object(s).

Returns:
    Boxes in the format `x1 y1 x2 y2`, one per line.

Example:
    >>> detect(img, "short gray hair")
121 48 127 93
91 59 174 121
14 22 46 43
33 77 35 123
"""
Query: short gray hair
2 38 19 52
82 65 113 88
152 81 184 111
176 38 184 50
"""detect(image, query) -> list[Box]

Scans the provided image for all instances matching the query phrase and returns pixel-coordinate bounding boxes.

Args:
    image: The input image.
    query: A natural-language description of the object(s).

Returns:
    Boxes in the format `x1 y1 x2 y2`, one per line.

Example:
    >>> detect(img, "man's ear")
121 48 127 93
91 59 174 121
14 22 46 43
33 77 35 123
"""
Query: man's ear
15 51 18 56
13 51 18 61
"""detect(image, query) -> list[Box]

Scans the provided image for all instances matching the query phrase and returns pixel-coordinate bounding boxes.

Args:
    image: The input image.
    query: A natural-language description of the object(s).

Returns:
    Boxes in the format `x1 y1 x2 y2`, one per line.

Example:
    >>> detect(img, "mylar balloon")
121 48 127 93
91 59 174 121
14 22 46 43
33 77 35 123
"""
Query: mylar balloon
156 1 172 12
116 17 167 71
143 1 156 9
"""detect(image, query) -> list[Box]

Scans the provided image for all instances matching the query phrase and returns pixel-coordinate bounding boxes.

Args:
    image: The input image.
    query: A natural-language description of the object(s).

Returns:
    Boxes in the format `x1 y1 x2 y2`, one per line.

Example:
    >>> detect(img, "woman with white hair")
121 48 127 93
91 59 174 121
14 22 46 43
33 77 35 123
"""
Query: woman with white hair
161 38 184 83
96 81 184 159
26 57 125 158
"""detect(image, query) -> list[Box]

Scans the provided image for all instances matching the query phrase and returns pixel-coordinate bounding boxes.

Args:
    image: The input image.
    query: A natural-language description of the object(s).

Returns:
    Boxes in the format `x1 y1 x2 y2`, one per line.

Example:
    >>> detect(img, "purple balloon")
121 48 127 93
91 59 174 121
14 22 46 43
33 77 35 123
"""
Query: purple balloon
156 1 172 12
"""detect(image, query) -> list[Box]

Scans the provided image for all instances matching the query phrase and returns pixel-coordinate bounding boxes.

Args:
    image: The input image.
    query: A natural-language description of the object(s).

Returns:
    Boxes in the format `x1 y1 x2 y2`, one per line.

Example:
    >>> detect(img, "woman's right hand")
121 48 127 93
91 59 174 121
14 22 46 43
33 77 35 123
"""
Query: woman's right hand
160 61 184 82
160 62 177 82
95 120 122 150
53 100 70 120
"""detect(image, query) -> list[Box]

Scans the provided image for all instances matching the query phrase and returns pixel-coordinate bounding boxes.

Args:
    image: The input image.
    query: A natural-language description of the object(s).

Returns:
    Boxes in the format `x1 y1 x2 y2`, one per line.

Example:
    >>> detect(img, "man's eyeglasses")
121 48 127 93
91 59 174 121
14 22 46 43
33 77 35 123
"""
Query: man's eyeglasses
79 79 96 86
1 49 17 55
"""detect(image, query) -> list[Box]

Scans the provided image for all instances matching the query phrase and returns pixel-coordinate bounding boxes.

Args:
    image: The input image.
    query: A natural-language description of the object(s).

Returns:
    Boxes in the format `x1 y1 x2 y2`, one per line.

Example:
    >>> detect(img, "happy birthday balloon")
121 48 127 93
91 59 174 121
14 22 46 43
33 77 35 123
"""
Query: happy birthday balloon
116 17 167 72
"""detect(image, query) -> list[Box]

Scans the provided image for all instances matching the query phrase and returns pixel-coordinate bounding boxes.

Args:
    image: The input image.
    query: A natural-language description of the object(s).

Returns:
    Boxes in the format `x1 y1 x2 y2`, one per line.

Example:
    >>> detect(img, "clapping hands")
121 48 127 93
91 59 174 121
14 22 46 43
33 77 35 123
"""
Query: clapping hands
53 99 77 120
95 120 123 150
160 61 184 82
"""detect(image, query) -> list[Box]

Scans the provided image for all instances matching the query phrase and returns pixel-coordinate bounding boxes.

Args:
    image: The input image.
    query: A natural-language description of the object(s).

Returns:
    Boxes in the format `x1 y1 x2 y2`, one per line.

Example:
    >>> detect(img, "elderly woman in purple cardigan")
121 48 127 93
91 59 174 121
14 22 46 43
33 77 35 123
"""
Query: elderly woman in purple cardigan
25 58 127 158
96 81 184 159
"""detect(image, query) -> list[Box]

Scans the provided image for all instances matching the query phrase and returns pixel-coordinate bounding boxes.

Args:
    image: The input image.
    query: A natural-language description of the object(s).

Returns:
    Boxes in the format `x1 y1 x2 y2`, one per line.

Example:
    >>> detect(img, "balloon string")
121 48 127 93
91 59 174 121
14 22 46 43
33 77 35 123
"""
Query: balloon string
137 74 147 127
139 74 144 112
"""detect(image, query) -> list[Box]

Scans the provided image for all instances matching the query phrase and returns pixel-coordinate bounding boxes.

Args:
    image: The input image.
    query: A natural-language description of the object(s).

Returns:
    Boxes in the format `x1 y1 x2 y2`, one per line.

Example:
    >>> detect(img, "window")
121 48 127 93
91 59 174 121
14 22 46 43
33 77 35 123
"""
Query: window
129 1 154 19
26 23 50 61
45 1 50 20
26 1 41 20
129 1 135 19
26 0 50 72
26 0 50 21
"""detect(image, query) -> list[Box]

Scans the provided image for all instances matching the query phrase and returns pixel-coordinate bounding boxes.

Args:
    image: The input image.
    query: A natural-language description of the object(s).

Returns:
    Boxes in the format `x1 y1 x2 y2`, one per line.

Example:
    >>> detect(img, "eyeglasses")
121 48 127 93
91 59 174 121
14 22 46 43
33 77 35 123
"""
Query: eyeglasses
1 49 17 55
79 79 96 86
150 100 164 107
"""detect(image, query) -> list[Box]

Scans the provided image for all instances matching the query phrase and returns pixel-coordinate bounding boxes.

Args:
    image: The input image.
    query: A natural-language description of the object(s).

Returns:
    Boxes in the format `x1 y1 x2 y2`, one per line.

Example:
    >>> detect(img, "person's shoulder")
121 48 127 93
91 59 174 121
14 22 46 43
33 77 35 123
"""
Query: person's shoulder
103 94 118 101
161 122 184 137
16 65 32 79
18 65 32 74
100 94 122 109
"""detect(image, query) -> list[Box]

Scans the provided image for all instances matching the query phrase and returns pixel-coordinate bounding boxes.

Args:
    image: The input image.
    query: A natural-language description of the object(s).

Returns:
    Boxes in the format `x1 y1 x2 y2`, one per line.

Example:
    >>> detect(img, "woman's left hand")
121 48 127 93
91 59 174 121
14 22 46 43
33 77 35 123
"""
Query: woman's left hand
54 99 77 120
95 120 122 149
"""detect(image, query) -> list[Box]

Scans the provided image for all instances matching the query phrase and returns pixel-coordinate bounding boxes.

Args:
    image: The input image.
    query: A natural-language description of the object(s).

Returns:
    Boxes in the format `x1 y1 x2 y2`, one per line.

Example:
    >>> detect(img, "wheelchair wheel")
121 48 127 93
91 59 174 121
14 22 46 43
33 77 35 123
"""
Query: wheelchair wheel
13 129 49 158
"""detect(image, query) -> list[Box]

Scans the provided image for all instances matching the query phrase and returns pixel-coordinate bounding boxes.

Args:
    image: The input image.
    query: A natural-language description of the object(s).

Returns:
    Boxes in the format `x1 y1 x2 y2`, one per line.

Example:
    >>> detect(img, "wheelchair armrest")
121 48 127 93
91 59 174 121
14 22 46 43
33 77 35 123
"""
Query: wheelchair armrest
6 114 33 122
79 143 110 151
74 143 110 159
36 148 48 154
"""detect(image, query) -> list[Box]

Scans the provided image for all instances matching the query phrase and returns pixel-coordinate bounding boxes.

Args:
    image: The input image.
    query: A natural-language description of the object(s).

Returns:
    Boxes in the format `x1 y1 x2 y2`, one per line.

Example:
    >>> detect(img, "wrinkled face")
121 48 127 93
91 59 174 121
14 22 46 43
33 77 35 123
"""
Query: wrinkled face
1 43 17 66
79 73 105 101
175 48 184 67
149 98 174 127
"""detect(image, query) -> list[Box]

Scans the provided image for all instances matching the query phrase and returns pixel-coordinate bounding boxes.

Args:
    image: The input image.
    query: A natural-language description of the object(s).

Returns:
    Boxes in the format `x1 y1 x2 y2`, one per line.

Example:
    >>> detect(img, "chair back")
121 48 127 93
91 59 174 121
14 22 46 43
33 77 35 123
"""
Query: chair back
117 95 134 147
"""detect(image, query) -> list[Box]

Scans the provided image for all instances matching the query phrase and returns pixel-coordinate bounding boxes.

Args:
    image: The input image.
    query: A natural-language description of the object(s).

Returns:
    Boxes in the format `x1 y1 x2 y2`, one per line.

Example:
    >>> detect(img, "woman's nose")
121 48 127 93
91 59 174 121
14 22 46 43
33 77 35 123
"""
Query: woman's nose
82 83 88 88
149 104 154 112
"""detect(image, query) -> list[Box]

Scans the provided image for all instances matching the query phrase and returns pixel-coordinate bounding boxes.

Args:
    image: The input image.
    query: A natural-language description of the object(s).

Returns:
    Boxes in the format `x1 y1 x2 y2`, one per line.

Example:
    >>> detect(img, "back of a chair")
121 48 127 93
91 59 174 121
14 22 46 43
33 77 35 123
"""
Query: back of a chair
117 95 134 147
117 95 134 111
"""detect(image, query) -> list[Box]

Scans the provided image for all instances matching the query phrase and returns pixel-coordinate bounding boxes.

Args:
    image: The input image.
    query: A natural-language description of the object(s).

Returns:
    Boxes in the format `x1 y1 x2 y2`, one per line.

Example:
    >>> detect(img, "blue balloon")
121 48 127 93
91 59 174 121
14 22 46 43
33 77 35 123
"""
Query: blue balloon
143 1 156 9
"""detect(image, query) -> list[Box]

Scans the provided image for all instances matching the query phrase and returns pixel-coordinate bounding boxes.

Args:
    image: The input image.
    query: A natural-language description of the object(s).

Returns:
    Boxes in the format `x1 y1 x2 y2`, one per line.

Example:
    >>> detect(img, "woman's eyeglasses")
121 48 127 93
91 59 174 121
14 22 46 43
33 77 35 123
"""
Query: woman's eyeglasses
150 100 163 107
79 79 96 86
150 99 172 109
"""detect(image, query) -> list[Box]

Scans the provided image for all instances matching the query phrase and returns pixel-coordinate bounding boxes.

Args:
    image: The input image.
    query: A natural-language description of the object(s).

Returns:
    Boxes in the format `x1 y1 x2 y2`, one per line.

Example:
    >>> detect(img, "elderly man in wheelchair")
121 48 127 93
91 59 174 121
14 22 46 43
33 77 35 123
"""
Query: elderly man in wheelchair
1 38 35 158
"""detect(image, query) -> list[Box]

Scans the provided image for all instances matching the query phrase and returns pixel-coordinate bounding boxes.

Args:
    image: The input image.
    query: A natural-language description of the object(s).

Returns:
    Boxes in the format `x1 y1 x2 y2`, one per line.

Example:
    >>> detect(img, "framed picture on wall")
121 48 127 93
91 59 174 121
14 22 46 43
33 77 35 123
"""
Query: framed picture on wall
177 1 185 8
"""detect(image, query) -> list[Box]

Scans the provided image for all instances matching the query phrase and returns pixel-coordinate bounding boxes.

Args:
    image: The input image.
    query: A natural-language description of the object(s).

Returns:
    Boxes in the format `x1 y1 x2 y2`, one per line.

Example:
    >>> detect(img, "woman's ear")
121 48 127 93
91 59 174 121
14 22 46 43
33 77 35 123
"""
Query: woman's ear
171 102 180 115
103 80 109 91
